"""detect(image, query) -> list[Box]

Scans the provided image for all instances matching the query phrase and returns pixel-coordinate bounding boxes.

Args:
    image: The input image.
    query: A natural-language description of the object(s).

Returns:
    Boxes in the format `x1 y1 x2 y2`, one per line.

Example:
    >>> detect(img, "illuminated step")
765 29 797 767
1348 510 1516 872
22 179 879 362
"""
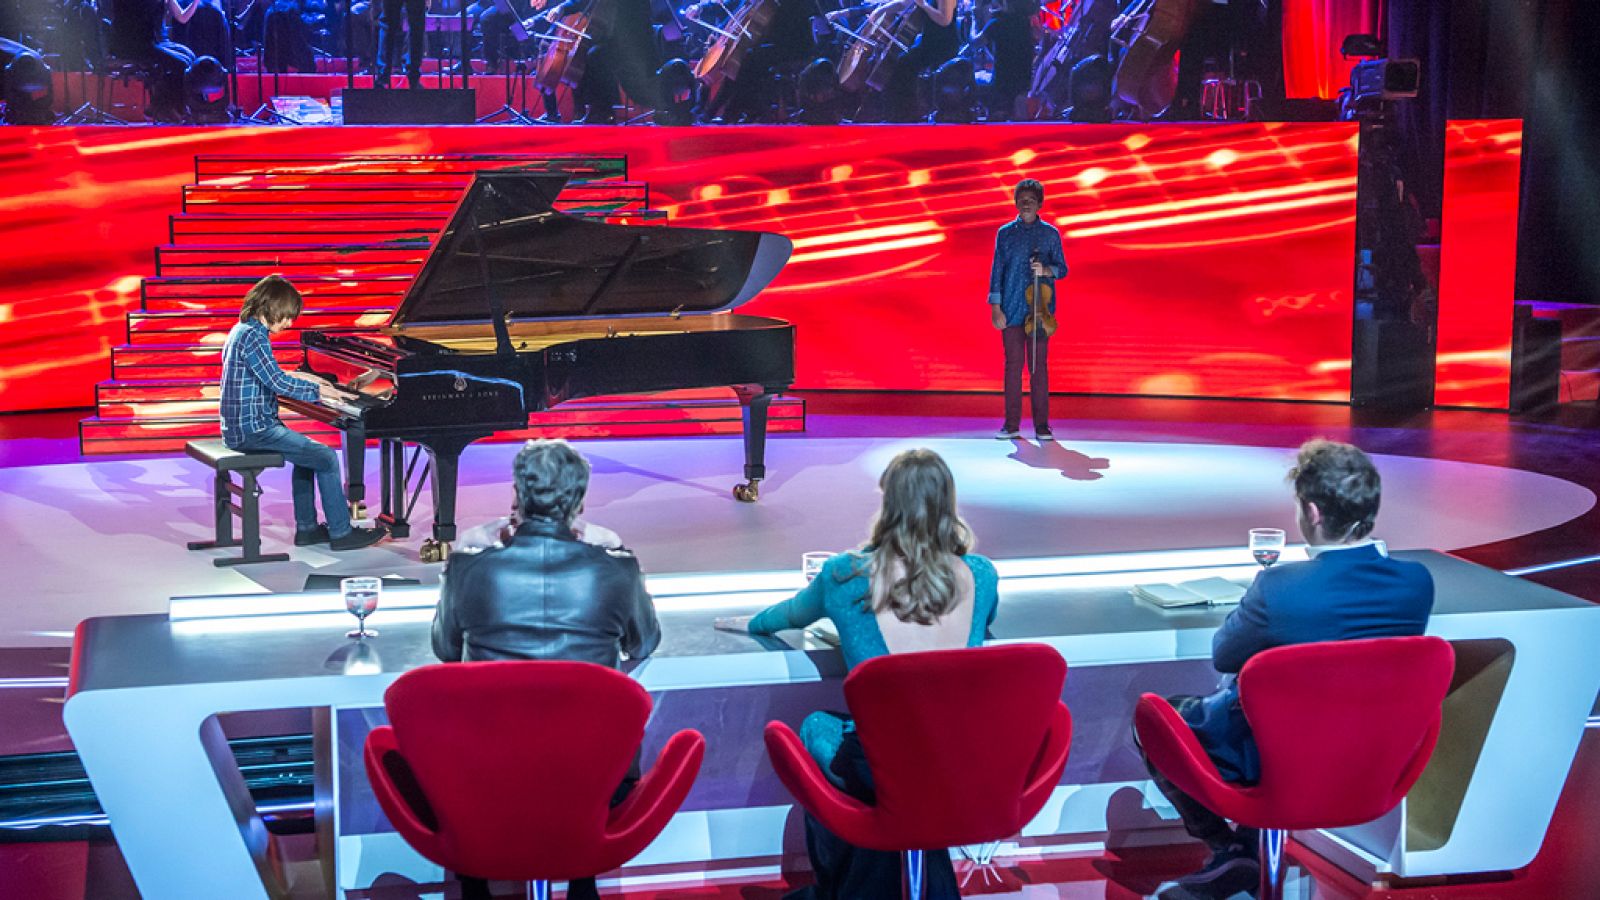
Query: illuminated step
154 243 430 279
125 308 390 345
194 154 629 182
142 276 410 311
110 343 302 380
167 208 666 245
180 181 651 215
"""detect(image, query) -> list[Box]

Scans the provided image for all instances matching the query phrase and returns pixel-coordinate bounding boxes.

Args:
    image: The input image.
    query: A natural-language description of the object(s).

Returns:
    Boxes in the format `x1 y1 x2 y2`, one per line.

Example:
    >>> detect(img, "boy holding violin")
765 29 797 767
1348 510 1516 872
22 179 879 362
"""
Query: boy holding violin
988 177 1067 440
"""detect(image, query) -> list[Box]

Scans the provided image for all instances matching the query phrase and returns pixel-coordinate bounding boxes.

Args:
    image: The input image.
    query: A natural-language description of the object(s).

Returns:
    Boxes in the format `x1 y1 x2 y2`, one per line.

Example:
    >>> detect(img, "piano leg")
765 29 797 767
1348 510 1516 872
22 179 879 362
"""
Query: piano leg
341 426 368 521
417 434 486 563
377 439 411 540
734 387 776 503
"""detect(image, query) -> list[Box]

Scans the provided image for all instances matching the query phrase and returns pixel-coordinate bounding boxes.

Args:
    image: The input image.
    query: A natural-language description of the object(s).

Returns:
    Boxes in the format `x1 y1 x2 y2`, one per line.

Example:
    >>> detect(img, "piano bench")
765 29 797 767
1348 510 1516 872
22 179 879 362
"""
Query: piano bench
184 440 291 568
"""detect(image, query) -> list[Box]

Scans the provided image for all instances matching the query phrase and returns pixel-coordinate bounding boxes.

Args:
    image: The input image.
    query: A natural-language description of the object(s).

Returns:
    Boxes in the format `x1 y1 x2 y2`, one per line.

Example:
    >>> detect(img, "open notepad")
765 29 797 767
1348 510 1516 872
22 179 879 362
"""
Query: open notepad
804 619 842 647
1132 577 1247 609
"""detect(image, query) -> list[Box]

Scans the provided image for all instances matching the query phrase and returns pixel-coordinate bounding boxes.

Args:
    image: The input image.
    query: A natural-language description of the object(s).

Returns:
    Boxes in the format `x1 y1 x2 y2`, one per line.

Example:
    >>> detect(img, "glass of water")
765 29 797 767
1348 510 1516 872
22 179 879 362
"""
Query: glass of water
342 576 381 639
1249 529 1287 568
802 551 831 583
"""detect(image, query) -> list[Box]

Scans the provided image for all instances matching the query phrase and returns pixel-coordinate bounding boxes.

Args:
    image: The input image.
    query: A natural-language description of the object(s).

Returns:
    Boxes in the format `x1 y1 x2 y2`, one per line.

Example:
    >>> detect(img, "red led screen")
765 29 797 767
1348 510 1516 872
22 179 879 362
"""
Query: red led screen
0 123 1360 414
1434 119 1523 409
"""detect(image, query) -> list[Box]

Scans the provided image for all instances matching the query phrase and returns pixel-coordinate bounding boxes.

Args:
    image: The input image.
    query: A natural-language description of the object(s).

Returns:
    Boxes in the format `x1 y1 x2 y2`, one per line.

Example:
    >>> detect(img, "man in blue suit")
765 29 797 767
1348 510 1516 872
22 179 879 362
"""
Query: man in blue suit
1149 440 1434 899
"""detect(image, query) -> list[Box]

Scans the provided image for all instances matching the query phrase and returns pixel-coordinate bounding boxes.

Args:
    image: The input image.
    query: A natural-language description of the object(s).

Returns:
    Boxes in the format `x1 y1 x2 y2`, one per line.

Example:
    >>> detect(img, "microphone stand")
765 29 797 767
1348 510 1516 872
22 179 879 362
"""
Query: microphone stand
345 0 355 90
459 0 470 90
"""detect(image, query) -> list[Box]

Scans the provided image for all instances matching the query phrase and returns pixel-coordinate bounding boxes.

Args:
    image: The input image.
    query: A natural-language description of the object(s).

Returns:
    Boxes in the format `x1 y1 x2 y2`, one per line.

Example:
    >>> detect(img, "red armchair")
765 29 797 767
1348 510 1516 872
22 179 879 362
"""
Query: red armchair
364 660 705 900
1135 635 1455 900
765 643 1073 898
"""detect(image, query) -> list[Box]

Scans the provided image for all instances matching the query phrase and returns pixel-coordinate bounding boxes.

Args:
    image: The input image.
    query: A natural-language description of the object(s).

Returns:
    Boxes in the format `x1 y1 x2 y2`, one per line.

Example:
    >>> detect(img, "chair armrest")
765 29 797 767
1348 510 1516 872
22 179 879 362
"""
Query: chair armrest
1020 701 1073 822
763 720 880 849
605 728 706 861
1133 693 1255 825
362 726 445 864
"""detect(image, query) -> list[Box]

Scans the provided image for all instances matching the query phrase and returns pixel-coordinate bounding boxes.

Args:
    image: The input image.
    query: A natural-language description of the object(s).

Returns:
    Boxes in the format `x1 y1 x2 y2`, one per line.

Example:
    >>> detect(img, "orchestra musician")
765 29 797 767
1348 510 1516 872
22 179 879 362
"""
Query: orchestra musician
374 0 427 86
966 0 1034 121
540 0 660 122
988 178 1066 441
881 0 958 122
106 0 202 119
698 0 816 122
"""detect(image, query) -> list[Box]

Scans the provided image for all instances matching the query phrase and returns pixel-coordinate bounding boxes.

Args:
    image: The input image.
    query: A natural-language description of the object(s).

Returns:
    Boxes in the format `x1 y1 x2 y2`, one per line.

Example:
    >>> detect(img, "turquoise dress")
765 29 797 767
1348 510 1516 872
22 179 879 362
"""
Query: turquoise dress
748 551 1001 774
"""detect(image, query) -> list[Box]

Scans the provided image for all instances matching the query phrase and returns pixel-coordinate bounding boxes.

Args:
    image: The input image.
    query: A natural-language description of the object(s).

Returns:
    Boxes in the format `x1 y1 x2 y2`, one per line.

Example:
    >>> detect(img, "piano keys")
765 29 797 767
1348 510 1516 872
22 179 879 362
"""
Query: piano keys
282 169 794 561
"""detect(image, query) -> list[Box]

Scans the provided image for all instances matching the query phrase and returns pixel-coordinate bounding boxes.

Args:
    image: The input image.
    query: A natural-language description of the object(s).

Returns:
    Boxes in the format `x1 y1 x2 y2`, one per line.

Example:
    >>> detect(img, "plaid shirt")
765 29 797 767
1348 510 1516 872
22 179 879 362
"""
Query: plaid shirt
219 319 318 444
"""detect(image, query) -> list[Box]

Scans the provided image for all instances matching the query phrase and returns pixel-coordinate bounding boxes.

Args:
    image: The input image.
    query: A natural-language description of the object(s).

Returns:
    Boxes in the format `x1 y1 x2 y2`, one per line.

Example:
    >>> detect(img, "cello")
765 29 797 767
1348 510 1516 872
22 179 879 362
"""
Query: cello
836 1 925 93
535 0 612 93
1028 0 1115 118
690 0 781 107
1109 0 1196 117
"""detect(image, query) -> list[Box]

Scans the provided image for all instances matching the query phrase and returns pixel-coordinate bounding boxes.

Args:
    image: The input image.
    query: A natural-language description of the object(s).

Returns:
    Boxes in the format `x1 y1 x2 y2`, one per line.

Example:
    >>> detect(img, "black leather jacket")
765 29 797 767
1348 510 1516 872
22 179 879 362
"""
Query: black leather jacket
431 516 661 667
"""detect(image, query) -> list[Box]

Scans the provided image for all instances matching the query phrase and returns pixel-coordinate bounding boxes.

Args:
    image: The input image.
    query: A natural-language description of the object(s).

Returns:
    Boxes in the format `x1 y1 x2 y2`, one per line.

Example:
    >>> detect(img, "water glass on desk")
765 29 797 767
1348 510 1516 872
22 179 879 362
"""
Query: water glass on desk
1249 528 1286 568
802 551 831 583
342 576 381 639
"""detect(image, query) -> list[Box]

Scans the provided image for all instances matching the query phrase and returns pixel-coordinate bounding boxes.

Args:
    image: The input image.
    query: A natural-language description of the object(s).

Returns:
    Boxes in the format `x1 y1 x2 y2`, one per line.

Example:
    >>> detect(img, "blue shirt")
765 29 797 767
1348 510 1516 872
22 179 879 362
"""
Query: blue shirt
988 217 1067 327
748 552 1000 671
219 319 318 446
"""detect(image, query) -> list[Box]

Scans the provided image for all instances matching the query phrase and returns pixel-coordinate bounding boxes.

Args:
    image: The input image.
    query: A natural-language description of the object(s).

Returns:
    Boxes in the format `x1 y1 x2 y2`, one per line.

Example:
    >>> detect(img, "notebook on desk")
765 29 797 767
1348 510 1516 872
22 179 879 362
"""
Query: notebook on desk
804 619 841 647
1133 577 1247 609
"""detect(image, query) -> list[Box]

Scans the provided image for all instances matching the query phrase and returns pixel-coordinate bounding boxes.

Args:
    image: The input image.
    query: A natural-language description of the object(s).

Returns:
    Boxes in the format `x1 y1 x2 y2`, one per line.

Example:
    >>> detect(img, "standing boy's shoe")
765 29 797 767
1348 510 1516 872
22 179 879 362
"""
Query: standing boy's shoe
1036 427 1054 440
330 526 386 551
996 427 1021 440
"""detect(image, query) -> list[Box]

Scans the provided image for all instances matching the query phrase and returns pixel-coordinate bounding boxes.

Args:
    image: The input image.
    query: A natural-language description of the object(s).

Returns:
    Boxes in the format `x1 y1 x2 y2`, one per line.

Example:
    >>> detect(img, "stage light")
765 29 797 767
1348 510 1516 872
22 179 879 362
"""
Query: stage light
2 50 54 125
929 57 976 124
184 55 230 124
655 58 696 126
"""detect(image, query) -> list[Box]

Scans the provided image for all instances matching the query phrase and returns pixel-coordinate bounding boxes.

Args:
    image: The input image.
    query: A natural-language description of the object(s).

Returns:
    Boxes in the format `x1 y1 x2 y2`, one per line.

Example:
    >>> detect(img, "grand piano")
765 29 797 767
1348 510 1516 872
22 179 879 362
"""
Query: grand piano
282 170 795 561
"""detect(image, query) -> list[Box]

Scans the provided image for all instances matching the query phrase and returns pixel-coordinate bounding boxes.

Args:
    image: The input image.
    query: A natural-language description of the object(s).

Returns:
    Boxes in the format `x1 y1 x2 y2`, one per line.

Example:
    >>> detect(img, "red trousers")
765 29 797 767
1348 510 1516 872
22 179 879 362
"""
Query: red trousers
1002 324 1051 431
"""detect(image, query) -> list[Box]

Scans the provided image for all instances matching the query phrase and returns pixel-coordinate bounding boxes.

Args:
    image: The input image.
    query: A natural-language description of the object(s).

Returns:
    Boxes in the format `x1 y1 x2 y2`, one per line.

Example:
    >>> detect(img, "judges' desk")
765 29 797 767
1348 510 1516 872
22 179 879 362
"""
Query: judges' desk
64 550 1600 899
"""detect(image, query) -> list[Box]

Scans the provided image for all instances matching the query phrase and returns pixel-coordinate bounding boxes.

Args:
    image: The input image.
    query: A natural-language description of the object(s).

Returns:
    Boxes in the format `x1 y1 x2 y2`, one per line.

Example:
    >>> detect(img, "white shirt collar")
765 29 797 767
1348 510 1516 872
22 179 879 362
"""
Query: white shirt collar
1305 538 1387 559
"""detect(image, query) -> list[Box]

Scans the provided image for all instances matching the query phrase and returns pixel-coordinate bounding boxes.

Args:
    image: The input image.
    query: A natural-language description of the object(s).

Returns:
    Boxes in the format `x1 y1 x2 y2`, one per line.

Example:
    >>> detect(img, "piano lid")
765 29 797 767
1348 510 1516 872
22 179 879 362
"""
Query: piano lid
390 171 792 326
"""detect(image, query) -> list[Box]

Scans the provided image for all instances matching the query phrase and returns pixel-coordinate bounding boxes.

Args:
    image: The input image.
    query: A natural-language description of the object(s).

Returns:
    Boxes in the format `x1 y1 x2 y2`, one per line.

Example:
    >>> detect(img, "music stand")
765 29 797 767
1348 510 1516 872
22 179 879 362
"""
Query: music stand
477 57 537 123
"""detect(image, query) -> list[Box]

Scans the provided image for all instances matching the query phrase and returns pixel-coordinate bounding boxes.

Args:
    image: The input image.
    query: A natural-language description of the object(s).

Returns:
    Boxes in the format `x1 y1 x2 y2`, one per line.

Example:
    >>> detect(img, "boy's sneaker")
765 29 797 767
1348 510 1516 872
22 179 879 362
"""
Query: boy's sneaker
294 524 331 546
330 526 386 552
1036 427 1055 441
995 427 1021 440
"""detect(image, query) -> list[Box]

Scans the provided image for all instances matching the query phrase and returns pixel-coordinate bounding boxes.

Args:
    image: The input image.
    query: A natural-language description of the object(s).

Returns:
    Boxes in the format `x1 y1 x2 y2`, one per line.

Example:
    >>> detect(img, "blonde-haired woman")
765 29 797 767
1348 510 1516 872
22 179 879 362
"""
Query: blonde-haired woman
718 448 998 898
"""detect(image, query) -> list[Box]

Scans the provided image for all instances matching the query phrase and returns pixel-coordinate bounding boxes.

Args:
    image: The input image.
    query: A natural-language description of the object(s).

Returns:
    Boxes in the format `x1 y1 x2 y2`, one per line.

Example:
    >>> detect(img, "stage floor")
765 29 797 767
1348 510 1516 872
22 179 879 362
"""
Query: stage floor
1 399 1595 649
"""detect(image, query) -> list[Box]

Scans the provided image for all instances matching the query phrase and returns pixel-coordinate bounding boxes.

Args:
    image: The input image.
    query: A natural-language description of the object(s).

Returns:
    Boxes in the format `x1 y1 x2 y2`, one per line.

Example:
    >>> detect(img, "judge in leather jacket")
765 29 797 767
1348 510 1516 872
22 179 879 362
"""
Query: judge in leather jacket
432 439 660 667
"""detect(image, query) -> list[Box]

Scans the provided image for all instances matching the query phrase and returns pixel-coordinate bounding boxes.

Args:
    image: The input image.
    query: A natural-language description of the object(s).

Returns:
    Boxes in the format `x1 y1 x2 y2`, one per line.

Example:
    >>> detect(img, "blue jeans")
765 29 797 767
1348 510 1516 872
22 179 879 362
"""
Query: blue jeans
229 424 352 538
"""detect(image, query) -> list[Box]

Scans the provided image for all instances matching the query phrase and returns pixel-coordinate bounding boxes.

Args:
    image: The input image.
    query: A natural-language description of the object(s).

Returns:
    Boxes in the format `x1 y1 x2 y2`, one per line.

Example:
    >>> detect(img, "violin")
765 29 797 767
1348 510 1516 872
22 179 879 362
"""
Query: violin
1025 252 1057 337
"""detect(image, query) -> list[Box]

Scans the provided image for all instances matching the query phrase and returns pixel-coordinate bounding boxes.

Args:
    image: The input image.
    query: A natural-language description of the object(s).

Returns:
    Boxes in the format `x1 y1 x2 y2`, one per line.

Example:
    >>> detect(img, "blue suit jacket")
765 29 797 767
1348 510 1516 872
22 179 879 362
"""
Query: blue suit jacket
1185 543 1434 783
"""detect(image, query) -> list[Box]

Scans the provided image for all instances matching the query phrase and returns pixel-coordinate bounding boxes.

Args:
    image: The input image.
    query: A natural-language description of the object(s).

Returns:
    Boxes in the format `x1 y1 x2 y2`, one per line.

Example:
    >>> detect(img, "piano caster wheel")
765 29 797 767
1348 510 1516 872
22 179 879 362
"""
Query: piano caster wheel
733 480 760 503
350 502 368 521
420 539 452 563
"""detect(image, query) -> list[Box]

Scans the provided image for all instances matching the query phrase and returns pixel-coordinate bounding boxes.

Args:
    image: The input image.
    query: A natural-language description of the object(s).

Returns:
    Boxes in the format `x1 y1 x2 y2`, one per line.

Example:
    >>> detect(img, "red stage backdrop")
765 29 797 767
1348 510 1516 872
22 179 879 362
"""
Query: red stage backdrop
0 123 1363 414
1434 119 1523 409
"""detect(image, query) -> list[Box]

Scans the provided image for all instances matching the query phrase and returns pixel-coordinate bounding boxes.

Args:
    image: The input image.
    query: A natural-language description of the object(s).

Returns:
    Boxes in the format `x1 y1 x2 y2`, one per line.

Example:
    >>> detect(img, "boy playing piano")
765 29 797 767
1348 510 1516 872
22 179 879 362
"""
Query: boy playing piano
220 275 386 551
